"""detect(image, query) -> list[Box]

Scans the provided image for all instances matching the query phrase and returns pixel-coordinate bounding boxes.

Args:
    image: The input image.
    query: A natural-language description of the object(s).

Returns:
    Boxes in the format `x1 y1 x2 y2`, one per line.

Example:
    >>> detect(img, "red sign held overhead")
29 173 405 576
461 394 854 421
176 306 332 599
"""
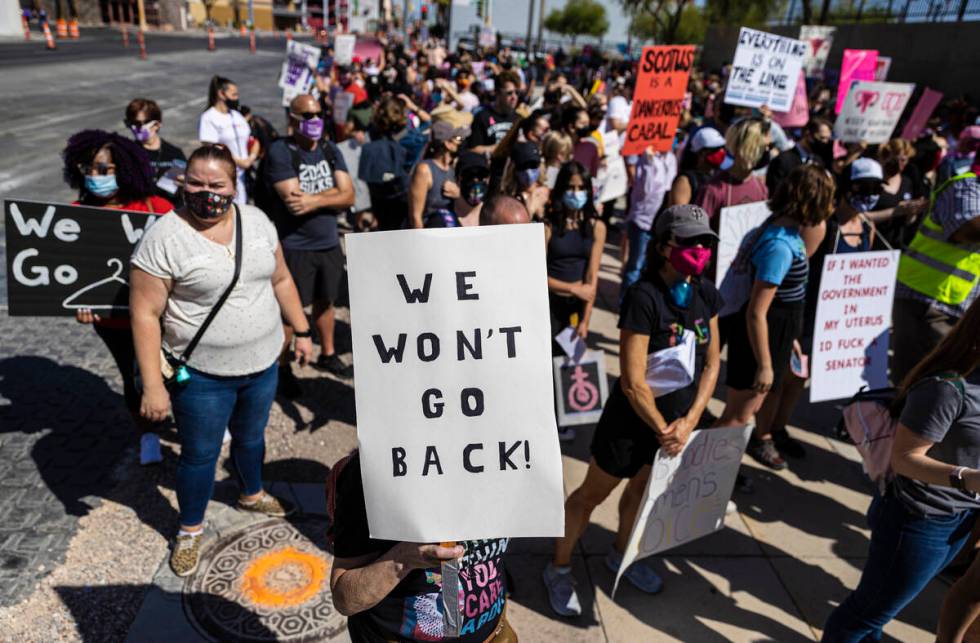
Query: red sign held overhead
621 45 695 156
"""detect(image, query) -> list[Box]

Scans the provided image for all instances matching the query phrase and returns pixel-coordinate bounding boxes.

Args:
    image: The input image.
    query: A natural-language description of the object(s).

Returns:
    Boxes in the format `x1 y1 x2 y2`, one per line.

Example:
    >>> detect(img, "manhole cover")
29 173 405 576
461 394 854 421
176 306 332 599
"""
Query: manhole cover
184 518 346 642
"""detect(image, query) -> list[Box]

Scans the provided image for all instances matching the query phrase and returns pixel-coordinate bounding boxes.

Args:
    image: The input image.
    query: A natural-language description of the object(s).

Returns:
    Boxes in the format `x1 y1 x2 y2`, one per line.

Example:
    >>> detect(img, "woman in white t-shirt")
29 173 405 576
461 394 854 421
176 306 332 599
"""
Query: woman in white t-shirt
130 144 314 578
198 76 259 205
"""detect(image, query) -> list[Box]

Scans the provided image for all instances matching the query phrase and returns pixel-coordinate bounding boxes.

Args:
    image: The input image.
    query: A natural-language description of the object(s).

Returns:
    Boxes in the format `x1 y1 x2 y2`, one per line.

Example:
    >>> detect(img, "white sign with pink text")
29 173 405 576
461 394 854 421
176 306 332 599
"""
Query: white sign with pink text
810 250 900 403
834 81 914 144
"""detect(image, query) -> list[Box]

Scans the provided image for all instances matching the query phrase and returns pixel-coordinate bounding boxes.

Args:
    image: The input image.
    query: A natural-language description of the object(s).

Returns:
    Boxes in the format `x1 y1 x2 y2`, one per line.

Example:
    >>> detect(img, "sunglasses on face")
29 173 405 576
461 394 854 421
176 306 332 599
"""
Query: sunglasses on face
292 111 322 120
79 162 116 176
672 235 714 248
124 119 157 128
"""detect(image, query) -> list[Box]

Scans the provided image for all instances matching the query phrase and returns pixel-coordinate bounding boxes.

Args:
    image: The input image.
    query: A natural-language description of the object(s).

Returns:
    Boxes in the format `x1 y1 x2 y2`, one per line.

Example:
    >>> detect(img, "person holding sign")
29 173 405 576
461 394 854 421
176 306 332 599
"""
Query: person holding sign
124 98 187 203
129 144 315 577
822 299 980 642
695 118 770 224
714 165 836 470
407 119 468 229
545 205 722 615
62 129 175 465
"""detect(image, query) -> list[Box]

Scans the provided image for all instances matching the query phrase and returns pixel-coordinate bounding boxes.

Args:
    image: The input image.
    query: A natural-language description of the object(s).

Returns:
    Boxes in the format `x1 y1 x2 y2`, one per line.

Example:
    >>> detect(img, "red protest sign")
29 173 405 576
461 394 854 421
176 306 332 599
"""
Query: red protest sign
622 45 695 156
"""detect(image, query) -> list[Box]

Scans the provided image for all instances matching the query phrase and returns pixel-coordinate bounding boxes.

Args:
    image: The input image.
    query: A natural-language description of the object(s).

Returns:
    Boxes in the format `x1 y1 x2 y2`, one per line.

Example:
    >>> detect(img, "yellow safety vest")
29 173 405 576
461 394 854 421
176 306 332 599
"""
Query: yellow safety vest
896 172 980 306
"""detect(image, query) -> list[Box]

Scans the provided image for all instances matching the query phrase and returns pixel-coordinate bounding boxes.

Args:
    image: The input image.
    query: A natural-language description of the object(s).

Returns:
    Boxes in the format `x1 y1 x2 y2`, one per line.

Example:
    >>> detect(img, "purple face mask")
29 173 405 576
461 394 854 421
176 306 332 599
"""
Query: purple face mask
131 124 153 143
298 116 324 140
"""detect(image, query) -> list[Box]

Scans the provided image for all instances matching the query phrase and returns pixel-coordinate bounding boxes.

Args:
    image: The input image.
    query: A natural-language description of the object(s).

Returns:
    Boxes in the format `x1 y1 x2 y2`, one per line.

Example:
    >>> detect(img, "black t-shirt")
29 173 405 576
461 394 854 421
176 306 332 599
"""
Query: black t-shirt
466 106 515 150
616 274 723 421
145 139 187 199
333 454 508 643
264 137 349 251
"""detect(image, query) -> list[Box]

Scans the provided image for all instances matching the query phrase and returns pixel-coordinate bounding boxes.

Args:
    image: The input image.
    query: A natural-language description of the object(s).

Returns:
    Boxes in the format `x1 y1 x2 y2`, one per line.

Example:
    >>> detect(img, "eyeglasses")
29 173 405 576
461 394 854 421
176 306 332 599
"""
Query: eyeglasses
291 111 322 120
78 162 116 176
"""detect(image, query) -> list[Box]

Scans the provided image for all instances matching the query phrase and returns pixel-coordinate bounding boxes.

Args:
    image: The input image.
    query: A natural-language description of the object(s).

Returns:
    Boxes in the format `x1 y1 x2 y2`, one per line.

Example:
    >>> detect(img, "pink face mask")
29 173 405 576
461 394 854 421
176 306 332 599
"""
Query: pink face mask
669 246 712 276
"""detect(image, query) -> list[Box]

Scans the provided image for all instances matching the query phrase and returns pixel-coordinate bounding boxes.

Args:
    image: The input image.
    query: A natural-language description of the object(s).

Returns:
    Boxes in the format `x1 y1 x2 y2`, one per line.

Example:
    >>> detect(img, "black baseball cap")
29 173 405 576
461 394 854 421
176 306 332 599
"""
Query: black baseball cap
654 204 719 240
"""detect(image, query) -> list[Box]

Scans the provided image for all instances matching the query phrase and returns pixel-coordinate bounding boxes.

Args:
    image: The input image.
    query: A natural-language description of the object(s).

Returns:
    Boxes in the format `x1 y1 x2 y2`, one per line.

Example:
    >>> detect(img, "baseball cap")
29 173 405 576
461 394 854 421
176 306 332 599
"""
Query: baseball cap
689 127 726 152
511 142 541 169
654 204 718 241
431 119 470 143
850 158 884 182
456 151 490 179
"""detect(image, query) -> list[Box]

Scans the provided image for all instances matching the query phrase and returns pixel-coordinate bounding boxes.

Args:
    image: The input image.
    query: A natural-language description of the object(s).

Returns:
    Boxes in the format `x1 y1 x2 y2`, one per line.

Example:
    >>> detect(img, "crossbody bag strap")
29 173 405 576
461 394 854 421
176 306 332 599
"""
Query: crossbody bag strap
180 204 244 365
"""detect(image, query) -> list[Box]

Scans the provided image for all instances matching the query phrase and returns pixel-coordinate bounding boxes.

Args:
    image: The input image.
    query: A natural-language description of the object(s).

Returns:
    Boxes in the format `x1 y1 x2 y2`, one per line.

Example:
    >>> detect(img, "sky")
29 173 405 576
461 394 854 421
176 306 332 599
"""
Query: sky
447 0 636 47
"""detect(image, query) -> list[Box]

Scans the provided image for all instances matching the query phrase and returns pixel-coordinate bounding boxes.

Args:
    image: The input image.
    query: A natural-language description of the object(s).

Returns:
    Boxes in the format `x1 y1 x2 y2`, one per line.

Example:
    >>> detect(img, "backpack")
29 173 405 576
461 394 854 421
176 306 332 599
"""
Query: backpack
838 373 965 493
253 137 338 217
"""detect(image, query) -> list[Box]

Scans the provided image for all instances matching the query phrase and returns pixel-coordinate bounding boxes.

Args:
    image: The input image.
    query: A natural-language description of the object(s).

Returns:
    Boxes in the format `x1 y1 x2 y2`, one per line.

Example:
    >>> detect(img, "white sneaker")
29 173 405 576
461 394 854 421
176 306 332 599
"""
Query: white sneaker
140 433 163 465
223 428 232 445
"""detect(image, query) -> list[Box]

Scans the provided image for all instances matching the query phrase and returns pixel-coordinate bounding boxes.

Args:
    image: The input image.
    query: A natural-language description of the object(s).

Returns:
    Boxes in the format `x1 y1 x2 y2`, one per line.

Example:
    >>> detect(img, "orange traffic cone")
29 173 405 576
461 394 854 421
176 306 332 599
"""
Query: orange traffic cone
68 19 79 38
56 17 67 37
249 27 256 53
42 21 56 49
121 23 129 47
207 25 215 51
21 15 30 40
286 30 292 42
137 28 146 59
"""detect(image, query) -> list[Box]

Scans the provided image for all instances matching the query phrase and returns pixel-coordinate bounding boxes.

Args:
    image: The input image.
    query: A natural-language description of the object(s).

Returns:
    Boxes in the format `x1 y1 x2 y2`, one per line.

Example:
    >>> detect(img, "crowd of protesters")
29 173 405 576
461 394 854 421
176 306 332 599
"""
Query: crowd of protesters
53 24 980 643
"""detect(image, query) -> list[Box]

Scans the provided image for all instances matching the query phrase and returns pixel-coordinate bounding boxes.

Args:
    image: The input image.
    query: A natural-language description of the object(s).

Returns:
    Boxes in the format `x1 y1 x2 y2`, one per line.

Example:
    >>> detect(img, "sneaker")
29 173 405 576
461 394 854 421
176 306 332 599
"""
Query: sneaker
139 433 163 465
726 500 738 514
277 365 302 399
314 353 354 378
772 429 806 459
605 549 663 594
170 532 203 577
748 437 788 471
542 563 582 617
237 492 296 518
557 426 577 442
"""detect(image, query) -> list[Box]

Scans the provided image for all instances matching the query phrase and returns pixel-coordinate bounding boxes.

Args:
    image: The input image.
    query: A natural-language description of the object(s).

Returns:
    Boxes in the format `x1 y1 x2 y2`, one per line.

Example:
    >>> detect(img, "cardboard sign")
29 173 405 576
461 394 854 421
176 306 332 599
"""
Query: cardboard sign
724 27 806 113
874 56 892 82
334 34 356 66
4 200 162 317
346 225 565 542
553 350 609 427
835 49 878 114
800 25 835 77
333 90 355 125
597 132 629 203
834 81 915 144
621 45 695 156
772 70 810 128
715 202 772 318
901 88 943 140
613 426 752 597
810 250 900 403
279 40 320 107
479 26 496 49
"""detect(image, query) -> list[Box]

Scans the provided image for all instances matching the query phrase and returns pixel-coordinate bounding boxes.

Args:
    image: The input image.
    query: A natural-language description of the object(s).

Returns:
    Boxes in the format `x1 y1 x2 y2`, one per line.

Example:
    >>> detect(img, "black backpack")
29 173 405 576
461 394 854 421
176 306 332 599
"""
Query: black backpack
253 137 338 217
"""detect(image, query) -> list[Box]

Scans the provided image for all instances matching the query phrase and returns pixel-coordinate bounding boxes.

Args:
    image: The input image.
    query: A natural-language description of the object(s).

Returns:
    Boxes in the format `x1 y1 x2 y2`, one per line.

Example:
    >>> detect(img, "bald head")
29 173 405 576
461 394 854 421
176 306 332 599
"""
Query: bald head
480 194 530 226
289 94 319 117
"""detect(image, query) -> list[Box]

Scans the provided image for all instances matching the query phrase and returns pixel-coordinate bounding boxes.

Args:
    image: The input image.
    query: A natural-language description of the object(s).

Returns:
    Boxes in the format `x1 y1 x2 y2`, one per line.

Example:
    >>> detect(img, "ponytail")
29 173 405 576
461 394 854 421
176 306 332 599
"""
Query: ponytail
208 75 233 108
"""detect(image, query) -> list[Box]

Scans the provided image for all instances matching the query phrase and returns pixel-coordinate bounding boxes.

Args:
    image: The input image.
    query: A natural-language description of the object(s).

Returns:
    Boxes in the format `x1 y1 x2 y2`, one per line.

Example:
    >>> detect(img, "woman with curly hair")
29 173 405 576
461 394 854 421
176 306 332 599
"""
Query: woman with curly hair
714 164 836 470
61 128 174 465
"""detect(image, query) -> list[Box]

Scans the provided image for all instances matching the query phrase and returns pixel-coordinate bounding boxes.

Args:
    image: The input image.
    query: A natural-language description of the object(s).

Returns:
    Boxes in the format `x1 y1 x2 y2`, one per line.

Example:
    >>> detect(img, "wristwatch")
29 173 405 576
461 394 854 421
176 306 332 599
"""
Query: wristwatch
294 328 313 338
950 466 968 492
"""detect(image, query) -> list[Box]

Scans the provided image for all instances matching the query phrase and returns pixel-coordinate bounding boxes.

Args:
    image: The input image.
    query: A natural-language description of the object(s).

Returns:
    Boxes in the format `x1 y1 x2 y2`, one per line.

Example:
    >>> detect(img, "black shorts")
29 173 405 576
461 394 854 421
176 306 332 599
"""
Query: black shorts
283 245 345 307
725 301 804 391
590 383 660 479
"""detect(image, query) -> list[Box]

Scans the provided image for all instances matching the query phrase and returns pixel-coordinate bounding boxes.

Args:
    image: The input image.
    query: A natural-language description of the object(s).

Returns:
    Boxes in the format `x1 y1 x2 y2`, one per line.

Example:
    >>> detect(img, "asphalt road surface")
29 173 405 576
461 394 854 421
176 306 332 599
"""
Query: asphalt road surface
0 28 305 305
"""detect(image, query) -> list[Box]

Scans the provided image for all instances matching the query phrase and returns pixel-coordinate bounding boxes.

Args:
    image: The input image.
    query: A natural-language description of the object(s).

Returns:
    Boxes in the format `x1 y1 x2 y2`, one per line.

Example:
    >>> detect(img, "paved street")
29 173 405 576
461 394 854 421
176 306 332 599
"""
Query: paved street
0 29 965 642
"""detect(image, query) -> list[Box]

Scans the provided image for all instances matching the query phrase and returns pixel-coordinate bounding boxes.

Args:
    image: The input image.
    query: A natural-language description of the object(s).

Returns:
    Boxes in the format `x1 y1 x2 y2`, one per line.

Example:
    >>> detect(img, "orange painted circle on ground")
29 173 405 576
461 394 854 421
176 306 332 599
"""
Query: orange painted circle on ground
240 546 329 608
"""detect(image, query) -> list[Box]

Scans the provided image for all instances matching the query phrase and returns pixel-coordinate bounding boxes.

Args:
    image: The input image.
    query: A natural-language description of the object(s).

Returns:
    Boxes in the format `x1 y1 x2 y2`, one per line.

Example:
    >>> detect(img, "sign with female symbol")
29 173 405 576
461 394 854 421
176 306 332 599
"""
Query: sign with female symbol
553 350 610 427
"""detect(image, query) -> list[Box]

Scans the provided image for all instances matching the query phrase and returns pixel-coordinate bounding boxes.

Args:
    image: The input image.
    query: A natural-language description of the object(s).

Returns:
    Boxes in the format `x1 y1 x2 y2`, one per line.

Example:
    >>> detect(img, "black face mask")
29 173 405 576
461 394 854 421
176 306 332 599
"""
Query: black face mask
576 126 593 138
185 190 233 220
224 97 240 112
809 139 833 164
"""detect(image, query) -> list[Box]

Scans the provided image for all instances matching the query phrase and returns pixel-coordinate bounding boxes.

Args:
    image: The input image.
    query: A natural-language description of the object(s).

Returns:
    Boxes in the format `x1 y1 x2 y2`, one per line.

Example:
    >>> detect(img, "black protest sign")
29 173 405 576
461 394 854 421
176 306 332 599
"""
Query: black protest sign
4 200 160 316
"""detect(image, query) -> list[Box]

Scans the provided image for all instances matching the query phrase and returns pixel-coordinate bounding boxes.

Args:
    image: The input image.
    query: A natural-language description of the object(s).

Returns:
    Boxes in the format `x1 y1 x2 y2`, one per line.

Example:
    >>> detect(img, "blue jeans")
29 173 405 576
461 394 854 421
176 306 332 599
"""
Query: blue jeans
620 221 652 305
171 362 278 526
821 493 978 642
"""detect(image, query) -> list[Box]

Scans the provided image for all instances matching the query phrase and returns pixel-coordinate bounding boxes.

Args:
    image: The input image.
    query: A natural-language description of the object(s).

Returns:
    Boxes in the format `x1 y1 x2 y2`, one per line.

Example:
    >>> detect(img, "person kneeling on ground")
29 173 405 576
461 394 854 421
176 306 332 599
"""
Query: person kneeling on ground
544 204 722 616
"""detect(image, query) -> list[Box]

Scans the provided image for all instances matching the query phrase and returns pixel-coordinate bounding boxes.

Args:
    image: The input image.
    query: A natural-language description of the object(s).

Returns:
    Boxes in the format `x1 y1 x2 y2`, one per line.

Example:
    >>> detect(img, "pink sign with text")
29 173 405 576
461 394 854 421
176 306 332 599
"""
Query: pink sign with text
901 88 943 140
835 49 878 114
773 71 809 128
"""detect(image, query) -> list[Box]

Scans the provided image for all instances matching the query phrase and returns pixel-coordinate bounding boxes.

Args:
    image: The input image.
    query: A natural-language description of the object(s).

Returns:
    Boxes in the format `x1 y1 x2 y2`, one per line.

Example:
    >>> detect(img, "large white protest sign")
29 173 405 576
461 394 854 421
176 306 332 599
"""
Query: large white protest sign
279 41 320 107
800 25 835 77
597 133 628 203
613 426 752 597
724 27 806 112
834 81 914 144
346 226 565 542
716 202 772 318
334 34 356 66
810 250 900 403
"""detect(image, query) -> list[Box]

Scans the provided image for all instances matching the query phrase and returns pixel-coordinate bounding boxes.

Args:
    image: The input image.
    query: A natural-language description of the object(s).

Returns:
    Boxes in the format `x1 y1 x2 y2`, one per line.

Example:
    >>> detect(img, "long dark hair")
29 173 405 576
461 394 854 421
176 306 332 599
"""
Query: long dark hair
894 298 980 409
61 129 154 203
546 160 596 238
208 75 234 108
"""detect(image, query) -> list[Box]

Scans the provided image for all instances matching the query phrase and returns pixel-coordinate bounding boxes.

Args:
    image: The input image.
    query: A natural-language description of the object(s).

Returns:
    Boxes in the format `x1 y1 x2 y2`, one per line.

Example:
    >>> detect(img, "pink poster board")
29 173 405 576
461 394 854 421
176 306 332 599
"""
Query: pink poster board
836 49 878 114
773 71 809 128
901 88 943 140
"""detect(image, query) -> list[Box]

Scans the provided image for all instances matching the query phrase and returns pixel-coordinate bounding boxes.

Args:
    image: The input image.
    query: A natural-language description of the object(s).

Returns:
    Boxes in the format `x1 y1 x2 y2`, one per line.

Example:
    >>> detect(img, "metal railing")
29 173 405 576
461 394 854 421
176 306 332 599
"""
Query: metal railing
772 0 980 24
